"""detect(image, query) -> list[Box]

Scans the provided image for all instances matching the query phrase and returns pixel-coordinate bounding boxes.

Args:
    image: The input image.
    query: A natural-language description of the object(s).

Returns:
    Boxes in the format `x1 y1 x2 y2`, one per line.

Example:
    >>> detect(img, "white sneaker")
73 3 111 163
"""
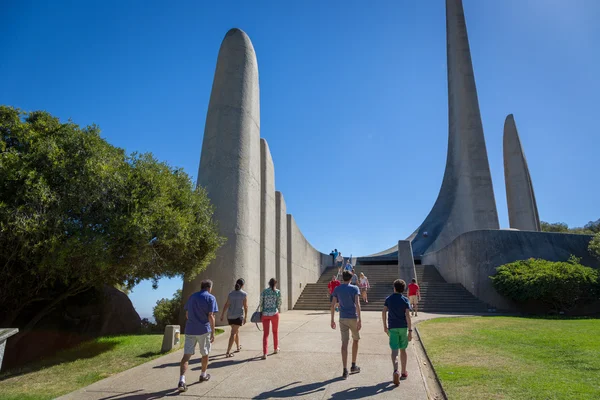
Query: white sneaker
262 354 267 360
274 348 280 354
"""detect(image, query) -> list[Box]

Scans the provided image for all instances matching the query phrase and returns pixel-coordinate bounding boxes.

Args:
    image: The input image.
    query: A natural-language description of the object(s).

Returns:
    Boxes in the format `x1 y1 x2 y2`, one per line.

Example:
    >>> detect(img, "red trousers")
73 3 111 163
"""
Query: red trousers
261 313 279 355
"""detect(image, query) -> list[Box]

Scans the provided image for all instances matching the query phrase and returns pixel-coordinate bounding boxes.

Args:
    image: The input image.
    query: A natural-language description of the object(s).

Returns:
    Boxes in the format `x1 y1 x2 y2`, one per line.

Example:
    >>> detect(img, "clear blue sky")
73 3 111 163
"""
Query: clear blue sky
2 0 599 319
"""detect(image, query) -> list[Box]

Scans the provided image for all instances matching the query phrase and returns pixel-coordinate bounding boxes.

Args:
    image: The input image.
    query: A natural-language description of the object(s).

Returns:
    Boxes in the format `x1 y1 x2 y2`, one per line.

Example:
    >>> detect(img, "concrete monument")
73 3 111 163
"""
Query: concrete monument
182 28 262 313
410 0 499 255
503 114 541 231
260 138 276 289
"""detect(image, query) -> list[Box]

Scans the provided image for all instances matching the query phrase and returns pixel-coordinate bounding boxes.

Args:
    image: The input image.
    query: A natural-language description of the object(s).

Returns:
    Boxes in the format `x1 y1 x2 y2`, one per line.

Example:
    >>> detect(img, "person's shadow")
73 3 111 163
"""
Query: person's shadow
253 377 342 399
329 382 396 399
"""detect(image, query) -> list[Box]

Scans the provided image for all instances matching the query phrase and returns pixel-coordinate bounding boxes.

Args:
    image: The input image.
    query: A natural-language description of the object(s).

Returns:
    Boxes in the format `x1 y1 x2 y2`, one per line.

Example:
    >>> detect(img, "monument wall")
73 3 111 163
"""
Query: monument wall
275 191 289 311
260 139 277 290
421 230 599 311
286 214 331 310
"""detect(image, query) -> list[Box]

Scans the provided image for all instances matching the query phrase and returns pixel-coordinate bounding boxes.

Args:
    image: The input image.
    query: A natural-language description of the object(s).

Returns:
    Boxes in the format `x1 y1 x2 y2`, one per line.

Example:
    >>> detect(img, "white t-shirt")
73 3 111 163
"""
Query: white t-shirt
336 255 344 263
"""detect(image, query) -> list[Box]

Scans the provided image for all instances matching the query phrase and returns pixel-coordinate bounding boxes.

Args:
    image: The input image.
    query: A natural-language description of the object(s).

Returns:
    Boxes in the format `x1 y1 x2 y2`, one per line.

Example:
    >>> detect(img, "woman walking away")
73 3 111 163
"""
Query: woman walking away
260 278 282 359
359 272 370 303
220 278 248 357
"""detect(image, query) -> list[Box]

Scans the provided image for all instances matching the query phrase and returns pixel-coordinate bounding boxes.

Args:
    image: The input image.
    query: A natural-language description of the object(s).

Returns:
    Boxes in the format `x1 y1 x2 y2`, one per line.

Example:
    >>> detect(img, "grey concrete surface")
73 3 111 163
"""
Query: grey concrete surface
410 0 499 256
275 191 289 312
397 241 416 282
421 230 599 311
182 28 262 324
503 114 541 232
260 139 276 290
286 215 331 309
59 311 428 400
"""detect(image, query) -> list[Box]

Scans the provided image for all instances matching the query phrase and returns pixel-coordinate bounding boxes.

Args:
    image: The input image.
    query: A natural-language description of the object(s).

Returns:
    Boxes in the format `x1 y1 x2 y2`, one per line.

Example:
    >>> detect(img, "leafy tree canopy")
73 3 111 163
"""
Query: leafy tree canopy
153 289 182 330
0 106 224 328
540 219 599 235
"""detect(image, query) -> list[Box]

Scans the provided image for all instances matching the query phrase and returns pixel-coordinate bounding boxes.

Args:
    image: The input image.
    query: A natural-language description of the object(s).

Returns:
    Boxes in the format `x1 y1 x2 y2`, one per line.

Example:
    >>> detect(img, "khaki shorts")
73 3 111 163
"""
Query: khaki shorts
409 295 419 304
184 333 211 356
339 318 360 342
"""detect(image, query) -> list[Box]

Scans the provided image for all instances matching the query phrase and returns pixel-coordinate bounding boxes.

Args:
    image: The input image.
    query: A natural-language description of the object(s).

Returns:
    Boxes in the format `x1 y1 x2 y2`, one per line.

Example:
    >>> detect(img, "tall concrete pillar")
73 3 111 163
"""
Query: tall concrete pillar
260 138 276 291
503 114 541 231
182 28 261 325
275 191 288 311
398 241 416 283
410 0 499 255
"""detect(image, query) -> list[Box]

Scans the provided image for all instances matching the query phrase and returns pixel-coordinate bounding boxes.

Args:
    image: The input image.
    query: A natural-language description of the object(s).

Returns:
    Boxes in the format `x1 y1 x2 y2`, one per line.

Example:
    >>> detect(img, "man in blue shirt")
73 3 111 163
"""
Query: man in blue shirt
382 279 412 386
178 280 218 392
331 271 362 379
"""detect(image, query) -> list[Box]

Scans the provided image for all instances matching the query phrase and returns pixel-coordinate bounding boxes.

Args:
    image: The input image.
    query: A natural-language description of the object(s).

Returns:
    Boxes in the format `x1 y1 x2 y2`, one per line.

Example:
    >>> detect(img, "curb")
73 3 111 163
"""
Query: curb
414 326 448 400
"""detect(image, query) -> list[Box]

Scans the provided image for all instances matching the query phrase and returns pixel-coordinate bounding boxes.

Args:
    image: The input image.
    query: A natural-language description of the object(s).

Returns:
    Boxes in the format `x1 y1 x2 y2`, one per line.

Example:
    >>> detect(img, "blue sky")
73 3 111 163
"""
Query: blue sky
2 0 599 320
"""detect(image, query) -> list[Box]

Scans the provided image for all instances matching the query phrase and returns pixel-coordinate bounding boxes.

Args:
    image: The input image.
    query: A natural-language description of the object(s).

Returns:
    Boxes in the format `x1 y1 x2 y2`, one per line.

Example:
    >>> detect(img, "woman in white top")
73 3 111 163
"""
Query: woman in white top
359 272 370 303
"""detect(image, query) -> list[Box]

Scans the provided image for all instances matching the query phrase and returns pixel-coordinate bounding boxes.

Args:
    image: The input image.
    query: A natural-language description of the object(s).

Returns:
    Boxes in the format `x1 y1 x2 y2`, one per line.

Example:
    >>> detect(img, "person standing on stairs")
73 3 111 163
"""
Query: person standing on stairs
220 278 248 357
260 278 282 359
407 278 421 317
382 279 412 386
359 272 370 303
336 252 344 278
328 275 341 304
330 270 362 379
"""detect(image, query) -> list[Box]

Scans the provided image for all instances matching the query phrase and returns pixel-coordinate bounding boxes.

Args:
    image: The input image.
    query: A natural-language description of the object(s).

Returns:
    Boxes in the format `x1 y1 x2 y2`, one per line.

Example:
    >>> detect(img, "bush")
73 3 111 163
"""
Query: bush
490 257 600 312
590 233 600 262
153 289 182 330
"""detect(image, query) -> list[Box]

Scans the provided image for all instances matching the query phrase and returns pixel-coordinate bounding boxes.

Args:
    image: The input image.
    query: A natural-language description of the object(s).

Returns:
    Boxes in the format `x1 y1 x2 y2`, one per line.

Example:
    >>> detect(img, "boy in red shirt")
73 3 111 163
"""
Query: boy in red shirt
407 279 421 317
328 276 341 306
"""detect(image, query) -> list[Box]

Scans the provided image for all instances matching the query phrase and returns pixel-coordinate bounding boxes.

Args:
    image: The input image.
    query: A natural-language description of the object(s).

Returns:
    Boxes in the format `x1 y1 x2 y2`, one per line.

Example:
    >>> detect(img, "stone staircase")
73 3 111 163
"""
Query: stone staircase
293 263 490 313
415 265 489 313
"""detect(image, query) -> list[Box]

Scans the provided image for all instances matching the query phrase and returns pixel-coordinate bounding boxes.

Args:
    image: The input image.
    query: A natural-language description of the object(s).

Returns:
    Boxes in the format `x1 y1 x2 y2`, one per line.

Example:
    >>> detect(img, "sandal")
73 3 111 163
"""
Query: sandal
235 345 242 352
225 352 234 358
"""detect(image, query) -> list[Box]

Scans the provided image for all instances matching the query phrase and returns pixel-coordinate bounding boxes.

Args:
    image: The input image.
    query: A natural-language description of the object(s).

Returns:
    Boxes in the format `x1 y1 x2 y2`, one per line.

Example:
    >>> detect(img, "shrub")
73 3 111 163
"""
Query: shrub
590 233 600 262
490 257 600 312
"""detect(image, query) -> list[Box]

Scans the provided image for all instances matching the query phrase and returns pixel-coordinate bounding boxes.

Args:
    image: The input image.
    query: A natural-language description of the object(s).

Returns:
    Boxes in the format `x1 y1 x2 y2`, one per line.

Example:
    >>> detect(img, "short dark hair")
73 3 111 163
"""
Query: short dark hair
411 278 416 283
201 279 213 290
394 279 406 293
342 271 352 282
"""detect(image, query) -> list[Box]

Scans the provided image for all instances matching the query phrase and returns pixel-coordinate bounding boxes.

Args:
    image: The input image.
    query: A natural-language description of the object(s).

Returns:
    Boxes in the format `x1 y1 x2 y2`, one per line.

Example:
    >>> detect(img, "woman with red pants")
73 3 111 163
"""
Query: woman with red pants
260 278 282 359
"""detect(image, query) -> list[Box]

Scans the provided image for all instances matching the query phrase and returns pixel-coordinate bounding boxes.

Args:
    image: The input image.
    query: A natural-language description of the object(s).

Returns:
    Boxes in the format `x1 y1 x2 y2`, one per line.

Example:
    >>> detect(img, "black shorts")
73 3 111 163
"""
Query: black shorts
228 317 243 326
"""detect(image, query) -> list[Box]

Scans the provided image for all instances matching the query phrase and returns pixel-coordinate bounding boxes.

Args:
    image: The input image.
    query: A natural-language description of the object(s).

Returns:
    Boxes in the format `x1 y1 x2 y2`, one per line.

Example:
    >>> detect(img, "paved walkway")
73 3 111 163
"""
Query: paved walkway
59 310 439 400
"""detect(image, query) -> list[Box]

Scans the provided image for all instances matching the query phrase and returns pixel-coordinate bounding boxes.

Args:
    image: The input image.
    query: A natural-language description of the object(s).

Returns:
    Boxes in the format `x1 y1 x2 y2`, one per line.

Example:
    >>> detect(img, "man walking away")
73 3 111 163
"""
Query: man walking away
331 271 362 379
407 278 421 317
335 252 344 277
178 280 218 392
382 279 412 386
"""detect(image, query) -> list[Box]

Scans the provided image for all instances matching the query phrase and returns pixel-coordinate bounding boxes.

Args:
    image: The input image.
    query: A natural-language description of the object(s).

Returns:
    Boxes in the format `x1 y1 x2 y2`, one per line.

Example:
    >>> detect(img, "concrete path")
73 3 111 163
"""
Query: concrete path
59 311 432 400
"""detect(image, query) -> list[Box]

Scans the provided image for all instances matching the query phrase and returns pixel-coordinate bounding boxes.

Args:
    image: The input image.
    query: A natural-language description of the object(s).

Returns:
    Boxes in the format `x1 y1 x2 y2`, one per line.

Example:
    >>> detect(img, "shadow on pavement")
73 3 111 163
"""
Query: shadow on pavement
253 377 342 399
98 386 183 400
329 382 396 398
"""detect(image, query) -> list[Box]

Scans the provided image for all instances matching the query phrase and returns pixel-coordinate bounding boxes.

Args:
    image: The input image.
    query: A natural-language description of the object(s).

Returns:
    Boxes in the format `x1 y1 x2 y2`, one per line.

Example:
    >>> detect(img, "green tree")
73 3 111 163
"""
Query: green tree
0 106 224 331
540 221 595 235
590 233 600 262
153 289 182 330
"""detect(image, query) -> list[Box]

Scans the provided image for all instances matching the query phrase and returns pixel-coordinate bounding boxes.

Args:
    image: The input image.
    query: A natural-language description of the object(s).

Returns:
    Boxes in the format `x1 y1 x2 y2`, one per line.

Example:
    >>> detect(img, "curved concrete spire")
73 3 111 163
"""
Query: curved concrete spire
503 114 540 231
410 0 499 255
182 28 262 316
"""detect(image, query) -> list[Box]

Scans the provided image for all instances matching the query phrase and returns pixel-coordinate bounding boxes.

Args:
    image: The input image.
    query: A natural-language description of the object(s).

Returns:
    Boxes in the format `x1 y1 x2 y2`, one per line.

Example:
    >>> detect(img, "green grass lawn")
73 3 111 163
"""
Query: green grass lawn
418 317 600 400
0 329 223 400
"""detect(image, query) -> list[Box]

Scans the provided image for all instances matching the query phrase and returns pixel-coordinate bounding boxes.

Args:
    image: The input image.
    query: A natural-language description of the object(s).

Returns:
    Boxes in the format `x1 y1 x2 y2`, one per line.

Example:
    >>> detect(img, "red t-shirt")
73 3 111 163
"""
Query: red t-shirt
408 283 420 296
328 280 341 294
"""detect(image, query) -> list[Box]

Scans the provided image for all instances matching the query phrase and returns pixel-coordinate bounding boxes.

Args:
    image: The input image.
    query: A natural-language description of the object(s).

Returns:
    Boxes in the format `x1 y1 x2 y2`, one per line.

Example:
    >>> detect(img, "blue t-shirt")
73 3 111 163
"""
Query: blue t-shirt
384 293 410 329
333 283 360 319
184 290 219 335
344 263 353 271
333 251 339 258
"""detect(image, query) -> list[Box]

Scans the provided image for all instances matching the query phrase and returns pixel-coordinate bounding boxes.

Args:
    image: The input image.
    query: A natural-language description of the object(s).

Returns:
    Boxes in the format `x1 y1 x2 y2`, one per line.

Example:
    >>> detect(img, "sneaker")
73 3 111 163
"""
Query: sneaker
274 348 280 354
350 365 361 374
262 354 267 360
401 371 408 380
199 374 211 382
415 313 418 317
342 369 349 379
393 371 400 386
177 381 187 392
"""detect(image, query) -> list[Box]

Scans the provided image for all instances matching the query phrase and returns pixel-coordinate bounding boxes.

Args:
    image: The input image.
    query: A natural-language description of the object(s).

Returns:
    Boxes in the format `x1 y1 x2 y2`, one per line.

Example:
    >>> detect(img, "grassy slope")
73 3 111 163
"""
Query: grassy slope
418 317 600 400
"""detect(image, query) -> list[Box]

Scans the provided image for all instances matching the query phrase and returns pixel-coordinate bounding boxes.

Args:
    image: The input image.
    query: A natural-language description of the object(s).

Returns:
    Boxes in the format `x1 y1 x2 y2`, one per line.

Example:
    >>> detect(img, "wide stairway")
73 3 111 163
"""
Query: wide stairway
293 263 489 313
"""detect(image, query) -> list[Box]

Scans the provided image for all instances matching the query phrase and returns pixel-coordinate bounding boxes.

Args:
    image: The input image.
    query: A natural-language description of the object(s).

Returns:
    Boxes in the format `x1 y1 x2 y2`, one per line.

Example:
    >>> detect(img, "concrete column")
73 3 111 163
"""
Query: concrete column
275 191 288 311
398 241 416 283
260 138 276 291
182 28 261 326
503 114 541 231
286 214 294 310
410 0 499 256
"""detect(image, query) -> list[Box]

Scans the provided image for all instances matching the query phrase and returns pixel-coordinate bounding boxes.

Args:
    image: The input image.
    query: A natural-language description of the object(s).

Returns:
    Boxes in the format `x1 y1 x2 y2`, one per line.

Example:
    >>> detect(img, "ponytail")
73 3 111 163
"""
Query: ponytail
234 278 245 291
268 277 277 290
